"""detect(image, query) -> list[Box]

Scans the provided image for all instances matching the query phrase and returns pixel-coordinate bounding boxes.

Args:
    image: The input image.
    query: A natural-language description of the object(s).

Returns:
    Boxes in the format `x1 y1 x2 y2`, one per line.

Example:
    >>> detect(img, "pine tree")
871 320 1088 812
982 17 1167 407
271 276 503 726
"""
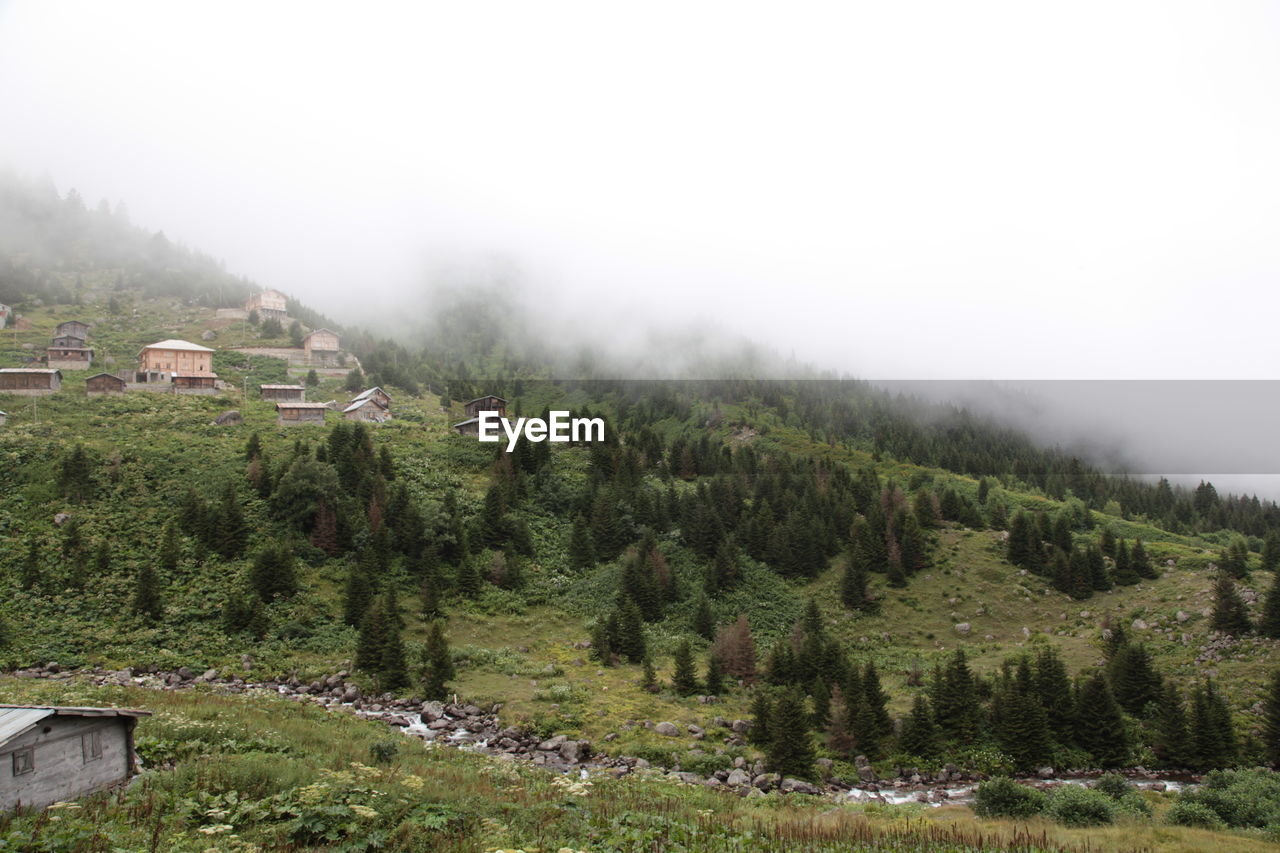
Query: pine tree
244 431 262 461
712 614 757 681
706 536 740 593
672 639 699 696
841 549 871 610
419 562 442 619
766 687 815 780
1107 642 1162 716
861 662 892 743
455 558 482 599
1220 537 1251 579
1190 680 1237 770
1211 573 1252 636
898 694 938 758
568 515 595 570
342 563 374 626
421 619 455 700
1112 539 1138 586
1131 539 1157 579
355 599 389 672
705 654 725 696
933 650 980 742
248 545 297 601
1262 668 1280 767
612 599 647 663
1033 646 1075 741
749 689 775 747
1086 544 1111 591
692 594 715 640
1263 530 1280 572
997 662 1052 771
379 617 409 692
216 482 248 559
1007 511 1035 570
131 563 163 621
1261 575 1280 639
641 655 659 692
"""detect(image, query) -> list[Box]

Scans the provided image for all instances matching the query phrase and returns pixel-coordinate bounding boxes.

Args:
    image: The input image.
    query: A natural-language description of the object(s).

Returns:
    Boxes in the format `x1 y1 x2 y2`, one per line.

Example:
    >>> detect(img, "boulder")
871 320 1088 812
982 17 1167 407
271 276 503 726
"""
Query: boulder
730 719 751 734
780 777 820 795
954 622 971 636
726 768 751 786
214 410 243 426
538 735 568 751
1036 766 1055 779
654 721 680 736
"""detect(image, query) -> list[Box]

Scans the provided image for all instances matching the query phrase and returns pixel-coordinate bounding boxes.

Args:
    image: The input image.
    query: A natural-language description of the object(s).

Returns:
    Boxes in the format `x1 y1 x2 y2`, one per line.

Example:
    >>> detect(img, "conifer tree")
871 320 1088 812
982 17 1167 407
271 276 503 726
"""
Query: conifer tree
1153 682 1191 768
1260 574 1280 639
705 536 741 593
712 614 757 680
841 548 871 610
92 540 111 577
749 689 774 747
1262 668 1280 767
1107 642 1162 715
1220 537 1251 578
216 482 248 559
672 639 699 696
641 655 659 692
1086 544 1111 591
248 544 297 601
1131 538 1157 579
997 661 1052 771
379 616 409 692
20 539 41 591
933 649 980 742
1263 530 1280 572
826 684 855 756
1099 527 1116 558
1211 573 1252 636
421 619 455 700
455 557 482 599
1032 646 1074 741
705 653 725 696
692 594 715 640
419 563 442 619
898 694 938 758
861 662 892 743
766 687 815 780
131 562 163 621
612 598 647 663
1190 680 1237 769
1076 673 1129 768
568 515 595 570
244 431 262 461
356 597 389 672
1112 539 1138 586
342 563 374 626
58 444 95 503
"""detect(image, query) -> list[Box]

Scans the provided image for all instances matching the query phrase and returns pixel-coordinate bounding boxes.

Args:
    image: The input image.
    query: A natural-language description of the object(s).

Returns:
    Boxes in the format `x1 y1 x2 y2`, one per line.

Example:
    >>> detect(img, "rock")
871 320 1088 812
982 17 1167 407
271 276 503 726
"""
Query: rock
654 722 680 736
726 768 751 786
176 666 194 680
633 758 650 770
538 735 567 751
1022 626 1031 639
201 330 217 341
53 513 72 526
1132 619 1148 630
687 724 704 737
214 410 243 426
857 766 877 782
730 719 751 734
752 772 779 791
1036 766 1055 779
954 622 971 636
780 777 820 795
559 740 583 763
1176 610 1190 623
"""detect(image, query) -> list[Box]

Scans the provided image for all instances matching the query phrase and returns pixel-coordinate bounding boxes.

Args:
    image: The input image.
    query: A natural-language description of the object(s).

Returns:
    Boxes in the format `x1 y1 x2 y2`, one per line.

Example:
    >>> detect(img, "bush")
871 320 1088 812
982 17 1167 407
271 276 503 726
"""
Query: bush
1093 772 1131 800
1165 799 1225 829
1045 785 1116 827
972 777 1046 819
1180 769 1280 828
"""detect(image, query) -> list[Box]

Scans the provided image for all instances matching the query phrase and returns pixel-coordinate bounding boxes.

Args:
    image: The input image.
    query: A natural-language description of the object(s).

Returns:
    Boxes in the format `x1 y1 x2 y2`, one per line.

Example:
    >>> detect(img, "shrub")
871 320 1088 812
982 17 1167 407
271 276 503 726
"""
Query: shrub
1045 785 1116 827
972 777 1046 819
1180 768 1280 828
1093 772 1131 800
1164 799 1225 829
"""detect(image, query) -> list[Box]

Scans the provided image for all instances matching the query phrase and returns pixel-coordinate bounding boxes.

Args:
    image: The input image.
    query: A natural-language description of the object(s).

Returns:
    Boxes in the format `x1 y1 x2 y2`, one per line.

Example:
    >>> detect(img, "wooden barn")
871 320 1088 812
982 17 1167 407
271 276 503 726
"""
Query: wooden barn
276 401 328 426
171 372 219 395
0 368 62 396
136 340 216 384
54 321 90 341
244 289 288 320
464 395 507 420
302 329 340 364
259 384 305 402
46 345 93 371
85 373 127 396
343 397 391 423
0 705 150 812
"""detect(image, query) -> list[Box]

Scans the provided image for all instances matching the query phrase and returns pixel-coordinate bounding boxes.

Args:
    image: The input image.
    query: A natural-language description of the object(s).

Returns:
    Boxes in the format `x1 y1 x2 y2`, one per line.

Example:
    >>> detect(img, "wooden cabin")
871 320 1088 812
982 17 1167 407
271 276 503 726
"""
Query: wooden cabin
51 334 86 348
259 384 305 402
343 397 391 423
54 321 90 341
136 340 215 383
0 705 150 812
302 329 340 364
46 345 93 371
276 401 328 426
244 289 288 320
171 372 219 395
85 373 126 396
464 395 507 420
0 368 61 396
349 387 391 410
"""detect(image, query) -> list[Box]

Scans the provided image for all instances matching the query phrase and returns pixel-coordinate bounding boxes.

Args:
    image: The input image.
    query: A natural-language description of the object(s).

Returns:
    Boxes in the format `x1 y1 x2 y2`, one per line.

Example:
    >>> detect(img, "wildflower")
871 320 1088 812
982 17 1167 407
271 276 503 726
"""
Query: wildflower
197 824 234 834
350 804 379 819
402 774 425 790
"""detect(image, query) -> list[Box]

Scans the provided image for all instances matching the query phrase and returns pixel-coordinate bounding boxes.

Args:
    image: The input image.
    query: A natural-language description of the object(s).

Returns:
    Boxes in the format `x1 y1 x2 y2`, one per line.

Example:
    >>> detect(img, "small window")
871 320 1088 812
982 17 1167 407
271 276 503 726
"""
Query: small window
82 730 102 763
12 748 34 776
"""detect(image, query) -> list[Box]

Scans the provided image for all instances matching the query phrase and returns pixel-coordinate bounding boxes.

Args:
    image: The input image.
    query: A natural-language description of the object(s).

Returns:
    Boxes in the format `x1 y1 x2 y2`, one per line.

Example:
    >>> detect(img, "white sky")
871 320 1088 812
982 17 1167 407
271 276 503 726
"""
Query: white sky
2 1 1280 380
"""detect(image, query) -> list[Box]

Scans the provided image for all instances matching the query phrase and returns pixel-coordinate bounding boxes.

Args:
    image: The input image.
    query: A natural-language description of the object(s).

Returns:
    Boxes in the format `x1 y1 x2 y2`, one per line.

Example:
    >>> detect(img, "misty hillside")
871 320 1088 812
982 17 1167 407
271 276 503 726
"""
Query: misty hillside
3 182 1280 850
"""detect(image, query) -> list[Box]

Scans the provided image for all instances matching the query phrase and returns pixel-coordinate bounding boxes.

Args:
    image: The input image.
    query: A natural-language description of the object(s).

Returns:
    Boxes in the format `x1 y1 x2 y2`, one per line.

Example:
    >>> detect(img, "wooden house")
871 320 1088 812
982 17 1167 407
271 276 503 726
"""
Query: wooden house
276 401 328 426
244 289 288 320
0 368 62 396
51 334 86 348
259 384 305 402
46 345 93 371
350 387 391 410
464 395 507 419
302 329 340 365
343 397 391 423
0 705 150 812
136 340 215 383
54 321 90 341
85 373 126 396
171 372 219 395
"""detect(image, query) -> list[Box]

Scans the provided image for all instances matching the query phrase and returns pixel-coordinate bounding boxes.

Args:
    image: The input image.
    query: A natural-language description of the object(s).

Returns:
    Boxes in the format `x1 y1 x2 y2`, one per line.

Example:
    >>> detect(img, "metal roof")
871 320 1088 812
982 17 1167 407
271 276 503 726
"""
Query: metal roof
276 401 329 409
350 387 389 403
465 395 507 405
343 398 384 413
260 384 304 390
0 705 150 746
171 371 219 379
138 339 214 353
0 368 61 374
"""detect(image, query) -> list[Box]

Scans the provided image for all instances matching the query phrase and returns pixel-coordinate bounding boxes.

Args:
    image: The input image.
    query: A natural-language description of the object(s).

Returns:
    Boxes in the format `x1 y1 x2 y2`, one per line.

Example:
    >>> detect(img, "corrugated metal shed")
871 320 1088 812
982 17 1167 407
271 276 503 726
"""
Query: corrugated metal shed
0 705 151 747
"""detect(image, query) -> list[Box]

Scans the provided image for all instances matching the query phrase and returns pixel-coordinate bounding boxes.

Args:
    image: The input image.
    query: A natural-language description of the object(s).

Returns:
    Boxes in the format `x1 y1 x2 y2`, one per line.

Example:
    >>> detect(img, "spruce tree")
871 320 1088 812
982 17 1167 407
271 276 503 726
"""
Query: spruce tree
343 563 374 626
131 563 163 621
1107 642 1162 715
933 650 980 742
1211 573 1252 636
692 594 715 640
379 617 409 692
749 689 774 747
1076 673 1129 768
1259 574 1280 639
641 655 659 692
1263 530 1280 572
613 598 647 663
1262 668 1280 767
841 549 871 610
826 684 855 756
1112 539 1138 586
997 662 1052 771
355 599 389 673
1086 544 1111 591
705 654 725 696
1007 511 1035 570
249 544 297 601
216 482 248 559
421 619 455 700
672 639 699 696
1190 680 1237 770
455 558 482 599
861 662 892 742
1153 682 1191 768
1131 539 1157 580
766 687 815 780
1033 647 1075 740
898 694 938 758
244 431 262 461
419 565 442 619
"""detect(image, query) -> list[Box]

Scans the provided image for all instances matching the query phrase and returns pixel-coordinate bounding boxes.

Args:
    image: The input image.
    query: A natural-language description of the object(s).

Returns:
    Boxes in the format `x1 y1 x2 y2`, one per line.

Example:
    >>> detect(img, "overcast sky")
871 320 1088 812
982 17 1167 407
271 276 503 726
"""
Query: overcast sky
3 1 1279 381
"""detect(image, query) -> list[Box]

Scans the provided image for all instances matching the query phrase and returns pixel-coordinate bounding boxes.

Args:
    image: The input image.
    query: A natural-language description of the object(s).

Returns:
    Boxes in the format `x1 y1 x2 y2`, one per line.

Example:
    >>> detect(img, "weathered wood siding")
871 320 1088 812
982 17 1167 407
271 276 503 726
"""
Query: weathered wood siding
0 717 132 811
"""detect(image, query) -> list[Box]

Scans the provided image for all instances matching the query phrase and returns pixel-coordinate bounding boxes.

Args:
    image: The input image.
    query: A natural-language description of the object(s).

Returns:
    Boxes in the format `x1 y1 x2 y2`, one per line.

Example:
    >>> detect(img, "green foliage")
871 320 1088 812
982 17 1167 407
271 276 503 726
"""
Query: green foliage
1164 799 1225 829
1175 769 1280 828
1044 785 1116 827
971 777 1046 819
